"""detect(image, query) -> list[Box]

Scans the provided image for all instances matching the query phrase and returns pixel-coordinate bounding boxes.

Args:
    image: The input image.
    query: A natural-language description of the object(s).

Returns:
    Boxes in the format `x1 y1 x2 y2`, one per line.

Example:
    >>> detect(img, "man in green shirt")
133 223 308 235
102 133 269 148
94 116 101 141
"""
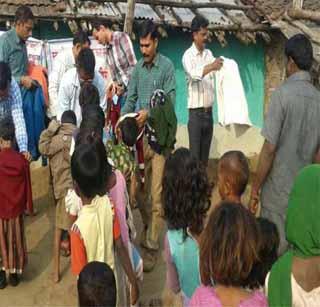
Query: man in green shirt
122 20 176 272
0 5 34 89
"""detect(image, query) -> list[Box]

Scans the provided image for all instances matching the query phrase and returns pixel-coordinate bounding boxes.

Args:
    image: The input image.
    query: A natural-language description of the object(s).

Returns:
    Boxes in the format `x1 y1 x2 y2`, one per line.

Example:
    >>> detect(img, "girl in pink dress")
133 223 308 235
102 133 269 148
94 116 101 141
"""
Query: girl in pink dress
190 202 268 307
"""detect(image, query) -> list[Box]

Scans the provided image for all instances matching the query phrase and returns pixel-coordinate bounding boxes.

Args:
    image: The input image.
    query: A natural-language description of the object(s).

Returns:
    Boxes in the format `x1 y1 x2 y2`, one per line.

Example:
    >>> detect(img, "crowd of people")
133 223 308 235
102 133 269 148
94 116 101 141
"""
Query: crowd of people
0 4 320 307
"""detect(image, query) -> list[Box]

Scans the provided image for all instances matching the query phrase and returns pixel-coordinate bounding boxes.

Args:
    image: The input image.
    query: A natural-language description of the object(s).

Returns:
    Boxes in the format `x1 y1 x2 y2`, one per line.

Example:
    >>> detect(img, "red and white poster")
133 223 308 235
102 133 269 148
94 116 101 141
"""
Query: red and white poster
26 38 45 66
45 37 111 84
45 38 73 74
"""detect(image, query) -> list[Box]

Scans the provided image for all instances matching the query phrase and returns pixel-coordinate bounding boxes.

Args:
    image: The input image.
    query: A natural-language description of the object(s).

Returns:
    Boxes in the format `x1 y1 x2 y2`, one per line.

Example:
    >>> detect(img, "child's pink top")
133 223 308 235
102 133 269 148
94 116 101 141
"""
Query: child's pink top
109 170 129 248
189 286 268 307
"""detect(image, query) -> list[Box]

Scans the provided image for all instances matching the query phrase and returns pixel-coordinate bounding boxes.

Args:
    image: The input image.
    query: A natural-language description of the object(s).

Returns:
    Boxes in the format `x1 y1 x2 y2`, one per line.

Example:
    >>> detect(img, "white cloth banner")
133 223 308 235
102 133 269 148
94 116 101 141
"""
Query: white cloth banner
45 38 73 74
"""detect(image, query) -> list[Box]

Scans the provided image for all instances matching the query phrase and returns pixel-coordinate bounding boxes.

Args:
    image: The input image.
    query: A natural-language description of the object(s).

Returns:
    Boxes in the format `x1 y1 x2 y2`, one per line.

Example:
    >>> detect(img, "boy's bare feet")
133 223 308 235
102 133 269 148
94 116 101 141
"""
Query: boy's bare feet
53 272 60 283
25 209 38 216
60 239 71 257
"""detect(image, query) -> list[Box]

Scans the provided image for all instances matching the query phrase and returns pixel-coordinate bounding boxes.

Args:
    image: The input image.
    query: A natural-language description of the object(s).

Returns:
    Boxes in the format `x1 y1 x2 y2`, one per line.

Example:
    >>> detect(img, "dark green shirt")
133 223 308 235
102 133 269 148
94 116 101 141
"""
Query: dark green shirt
0 29 28 84
148 94 177 156
122 53 176 114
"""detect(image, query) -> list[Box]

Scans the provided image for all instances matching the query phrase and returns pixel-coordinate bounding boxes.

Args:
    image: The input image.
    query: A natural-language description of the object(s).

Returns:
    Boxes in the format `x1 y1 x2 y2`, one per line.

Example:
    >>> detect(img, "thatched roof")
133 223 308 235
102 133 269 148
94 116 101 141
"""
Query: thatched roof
0 0 275 45
2 0 319 54
242 0 320 64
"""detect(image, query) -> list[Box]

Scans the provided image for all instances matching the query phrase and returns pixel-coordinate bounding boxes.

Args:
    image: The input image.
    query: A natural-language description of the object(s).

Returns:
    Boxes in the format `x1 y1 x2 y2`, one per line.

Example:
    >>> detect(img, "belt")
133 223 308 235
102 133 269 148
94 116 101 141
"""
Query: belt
189 107 212 113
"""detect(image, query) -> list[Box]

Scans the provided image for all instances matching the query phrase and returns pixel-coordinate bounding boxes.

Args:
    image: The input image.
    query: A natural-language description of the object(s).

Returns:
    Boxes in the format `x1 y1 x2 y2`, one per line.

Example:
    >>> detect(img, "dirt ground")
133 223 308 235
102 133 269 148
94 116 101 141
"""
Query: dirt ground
0 160 252 307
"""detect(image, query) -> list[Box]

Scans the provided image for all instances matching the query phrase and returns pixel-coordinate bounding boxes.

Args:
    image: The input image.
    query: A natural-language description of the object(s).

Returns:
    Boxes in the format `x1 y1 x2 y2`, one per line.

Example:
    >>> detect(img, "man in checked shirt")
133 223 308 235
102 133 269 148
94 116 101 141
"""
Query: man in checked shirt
0 62 30 161
92 20 137 107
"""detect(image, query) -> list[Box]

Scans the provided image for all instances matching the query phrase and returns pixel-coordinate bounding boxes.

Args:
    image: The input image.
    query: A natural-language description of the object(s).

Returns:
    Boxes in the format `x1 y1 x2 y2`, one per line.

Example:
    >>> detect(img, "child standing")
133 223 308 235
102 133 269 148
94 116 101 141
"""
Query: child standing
190 202 267 307
38 110 77 283
217 150 250 204
106 115 140 206
162 148 212 305
0 118 32 288
70 141 139 306
106 116 139 177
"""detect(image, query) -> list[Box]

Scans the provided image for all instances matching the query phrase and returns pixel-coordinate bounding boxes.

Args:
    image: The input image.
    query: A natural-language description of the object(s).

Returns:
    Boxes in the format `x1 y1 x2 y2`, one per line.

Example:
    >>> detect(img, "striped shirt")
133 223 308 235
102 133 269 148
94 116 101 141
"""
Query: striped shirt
0 79 28 152
182 43 215 109
106 31 137 87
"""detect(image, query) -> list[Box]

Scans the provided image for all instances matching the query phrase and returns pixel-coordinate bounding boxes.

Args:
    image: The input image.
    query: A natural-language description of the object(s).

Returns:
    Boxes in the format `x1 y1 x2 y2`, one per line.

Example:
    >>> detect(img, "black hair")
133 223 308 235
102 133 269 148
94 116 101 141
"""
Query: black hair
73 30 91 47
78 261 117 307
139 20 159 40
191 16 209 33
75 128 102 150
79 83 100 108
76 48 96 78
285 34 313 71
162 148 212 239
0 62 12 91
118 117 139 147
71 141 111 198
15 5 34 23
80 104 105 138
92 20 113 31
247 217 280 289
0 117 15 141
61 110 77 126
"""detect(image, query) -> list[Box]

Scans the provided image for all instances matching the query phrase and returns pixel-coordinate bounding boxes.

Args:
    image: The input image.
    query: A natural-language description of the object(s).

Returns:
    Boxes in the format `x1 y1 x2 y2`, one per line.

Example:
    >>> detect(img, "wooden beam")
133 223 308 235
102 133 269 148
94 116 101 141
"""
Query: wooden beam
0 12 273 32
273 19 320 64
208 23 274 32
292 0 303 10
284 14 320 45
82 0 253 11
124 0 135 35
288 8 320 23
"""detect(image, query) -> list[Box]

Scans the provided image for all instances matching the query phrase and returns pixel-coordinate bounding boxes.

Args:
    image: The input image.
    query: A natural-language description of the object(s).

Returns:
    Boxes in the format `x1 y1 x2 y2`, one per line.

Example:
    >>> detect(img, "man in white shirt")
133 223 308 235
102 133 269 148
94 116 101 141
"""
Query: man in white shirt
182 16 223 165
57 48 106 124
48 31 90 118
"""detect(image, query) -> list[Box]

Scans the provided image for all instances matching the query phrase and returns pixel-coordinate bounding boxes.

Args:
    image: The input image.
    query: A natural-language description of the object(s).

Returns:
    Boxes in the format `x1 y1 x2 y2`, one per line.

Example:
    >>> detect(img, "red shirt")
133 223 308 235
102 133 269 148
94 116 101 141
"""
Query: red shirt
0 148 33 218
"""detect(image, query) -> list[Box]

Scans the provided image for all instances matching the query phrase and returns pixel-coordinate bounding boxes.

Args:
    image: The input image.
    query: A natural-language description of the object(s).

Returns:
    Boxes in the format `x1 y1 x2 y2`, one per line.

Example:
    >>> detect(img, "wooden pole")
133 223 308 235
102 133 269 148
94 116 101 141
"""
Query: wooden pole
208 24 274 32
124 0 136 35
83 0 253 11
292 0 304 9
284 14 320 45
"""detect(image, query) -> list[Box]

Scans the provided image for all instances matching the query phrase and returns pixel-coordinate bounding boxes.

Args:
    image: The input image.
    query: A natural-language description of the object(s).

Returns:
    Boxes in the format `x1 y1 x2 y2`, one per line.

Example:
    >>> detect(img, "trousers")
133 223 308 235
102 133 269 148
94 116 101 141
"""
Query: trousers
188 108 213 165
137 138 166 251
